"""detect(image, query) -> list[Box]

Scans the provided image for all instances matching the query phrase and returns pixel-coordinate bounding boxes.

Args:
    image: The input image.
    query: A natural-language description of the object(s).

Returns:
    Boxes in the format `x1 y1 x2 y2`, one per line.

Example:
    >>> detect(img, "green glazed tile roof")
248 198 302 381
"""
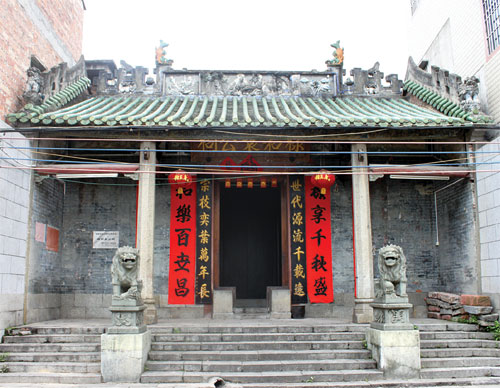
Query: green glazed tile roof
7 77 91 123
8 93 479 129
403 80 492 124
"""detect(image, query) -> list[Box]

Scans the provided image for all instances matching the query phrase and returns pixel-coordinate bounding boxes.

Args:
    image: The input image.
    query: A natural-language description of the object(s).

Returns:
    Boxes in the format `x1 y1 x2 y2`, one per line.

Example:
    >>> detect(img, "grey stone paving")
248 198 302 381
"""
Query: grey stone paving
1 381 500 388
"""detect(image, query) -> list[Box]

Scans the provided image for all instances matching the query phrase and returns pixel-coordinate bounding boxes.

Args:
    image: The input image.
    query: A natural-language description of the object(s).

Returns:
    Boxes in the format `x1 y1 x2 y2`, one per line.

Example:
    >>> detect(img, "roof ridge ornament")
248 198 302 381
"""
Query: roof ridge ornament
326 41 344 67
155 40 173 67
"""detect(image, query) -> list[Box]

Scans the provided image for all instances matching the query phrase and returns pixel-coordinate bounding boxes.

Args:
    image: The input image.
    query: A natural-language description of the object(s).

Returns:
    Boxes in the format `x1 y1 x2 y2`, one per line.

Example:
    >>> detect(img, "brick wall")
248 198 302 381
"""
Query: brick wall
35 0 84 61
44 176 477 317
433 179 478 293
0 0 84 120
370 178 440 291
26 177 64 322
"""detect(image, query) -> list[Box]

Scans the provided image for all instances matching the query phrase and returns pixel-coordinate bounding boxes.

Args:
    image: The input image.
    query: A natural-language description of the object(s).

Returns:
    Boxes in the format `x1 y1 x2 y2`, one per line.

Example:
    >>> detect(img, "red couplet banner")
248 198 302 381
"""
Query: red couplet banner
168 183 197 304
305 178 334 303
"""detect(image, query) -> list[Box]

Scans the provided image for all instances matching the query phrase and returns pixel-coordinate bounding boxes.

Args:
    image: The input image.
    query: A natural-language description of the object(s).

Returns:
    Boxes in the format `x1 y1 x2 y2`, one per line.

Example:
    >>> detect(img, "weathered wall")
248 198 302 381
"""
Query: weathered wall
0 128 31 331
434 179 479 294
55 181 172 318
59 181 137 318
45 176 477 318
26 177 64 323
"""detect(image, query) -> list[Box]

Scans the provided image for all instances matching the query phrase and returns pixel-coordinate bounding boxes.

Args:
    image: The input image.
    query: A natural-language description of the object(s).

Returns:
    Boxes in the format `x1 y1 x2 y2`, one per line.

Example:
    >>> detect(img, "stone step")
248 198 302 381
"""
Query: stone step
420 339 499 349
140 369 385 384
145 359 377 373
420 366 500 379
32 327 105 335
421 347 500 358
149 349 372 362
151 340 365 352
0 343 100 353
150 324 368 334
0 372 102 384
421 357 500 368
3 361 100 373
242 376 500 388
152 332 365 342
2 334 100 344
420 331 495 340
5 351 101 362
233 307 269 314
415 323 478 332
232 314 271 319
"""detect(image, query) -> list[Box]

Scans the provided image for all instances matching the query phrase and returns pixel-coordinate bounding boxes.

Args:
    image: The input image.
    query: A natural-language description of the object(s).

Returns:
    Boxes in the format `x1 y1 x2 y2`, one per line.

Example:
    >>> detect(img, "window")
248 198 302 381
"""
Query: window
483 0 500 54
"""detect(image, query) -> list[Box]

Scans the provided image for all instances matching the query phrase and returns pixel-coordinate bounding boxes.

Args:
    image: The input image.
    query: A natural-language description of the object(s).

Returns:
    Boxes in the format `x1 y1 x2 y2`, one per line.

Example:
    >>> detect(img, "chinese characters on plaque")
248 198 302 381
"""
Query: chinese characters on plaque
195 178 213 304
289 176 308 304
168 180 197 304
305 177 334 303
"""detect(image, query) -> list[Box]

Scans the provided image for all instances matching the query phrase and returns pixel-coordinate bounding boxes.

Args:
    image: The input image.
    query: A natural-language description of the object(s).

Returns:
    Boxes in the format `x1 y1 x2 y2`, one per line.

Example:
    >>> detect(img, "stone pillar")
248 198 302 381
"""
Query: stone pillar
366 245 421 379
351 143 374 323
137 142 157 324
102 300 151 382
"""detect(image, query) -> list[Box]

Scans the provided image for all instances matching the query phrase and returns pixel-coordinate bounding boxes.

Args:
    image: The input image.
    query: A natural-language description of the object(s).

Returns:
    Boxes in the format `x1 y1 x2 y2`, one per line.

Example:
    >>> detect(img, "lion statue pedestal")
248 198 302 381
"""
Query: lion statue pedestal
366 245 421 379
101 246 151 383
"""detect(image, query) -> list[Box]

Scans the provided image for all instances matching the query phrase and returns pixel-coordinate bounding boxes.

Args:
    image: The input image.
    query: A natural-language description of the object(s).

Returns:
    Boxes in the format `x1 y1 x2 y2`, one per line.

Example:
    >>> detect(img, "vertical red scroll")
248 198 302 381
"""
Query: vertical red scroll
195 177 213 304
289 176 308 304
305 178 334 303
168 182 197 304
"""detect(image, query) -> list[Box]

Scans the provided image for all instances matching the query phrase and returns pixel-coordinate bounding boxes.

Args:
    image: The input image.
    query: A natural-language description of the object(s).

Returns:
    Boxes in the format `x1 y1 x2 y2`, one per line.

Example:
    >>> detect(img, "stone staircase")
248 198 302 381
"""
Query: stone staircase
0 326 103 384
140 322 382 385
418 322 500 380
141 320 500 387
0 320 499 386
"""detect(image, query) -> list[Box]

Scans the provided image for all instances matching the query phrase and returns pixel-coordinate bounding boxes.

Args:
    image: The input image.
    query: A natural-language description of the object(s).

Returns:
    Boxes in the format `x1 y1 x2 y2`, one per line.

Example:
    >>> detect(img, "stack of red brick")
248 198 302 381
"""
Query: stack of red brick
426 292 499 327
461 294 499 328
425 292 466 320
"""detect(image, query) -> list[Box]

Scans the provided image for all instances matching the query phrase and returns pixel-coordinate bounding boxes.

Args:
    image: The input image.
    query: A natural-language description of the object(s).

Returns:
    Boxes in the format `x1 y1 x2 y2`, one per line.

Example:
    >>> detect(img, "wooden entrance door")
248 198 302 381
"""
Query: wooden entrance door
220 187 282 299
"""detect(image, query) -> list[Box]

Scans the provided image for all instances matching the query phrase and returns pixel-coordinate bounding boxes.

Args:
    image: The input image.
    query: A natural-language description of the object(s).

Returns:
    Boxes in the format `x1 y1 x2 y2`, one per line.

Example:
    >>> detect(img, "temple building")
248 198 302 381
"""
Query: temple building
4 43 497 324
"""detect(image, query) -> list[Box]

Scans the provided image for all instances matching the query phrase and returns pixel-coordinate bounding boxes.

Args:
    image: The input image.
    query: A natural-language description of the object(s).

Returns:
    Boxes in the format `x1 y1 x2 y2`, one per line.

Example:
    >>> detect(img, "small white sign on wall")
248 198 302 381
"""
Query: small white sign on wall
93 231 119 249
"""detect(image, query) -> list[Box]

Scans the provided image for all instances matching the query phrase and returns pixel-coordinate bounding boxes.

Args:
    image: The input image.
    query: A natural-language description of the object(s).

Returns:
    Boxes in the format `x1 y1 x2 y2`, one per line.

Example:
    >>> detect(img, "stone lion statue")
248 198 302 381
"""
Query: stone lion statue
375 244 407 299
23 67 44 105
111 246 141 301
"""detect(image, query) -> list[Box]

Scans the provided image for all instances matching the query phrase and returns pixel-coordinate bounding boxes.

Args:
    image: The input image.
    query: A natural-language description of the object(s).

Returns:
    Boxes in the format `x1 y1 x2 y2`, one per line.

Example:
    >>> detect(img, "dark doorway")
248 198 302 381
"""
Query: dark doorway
220 186 282 299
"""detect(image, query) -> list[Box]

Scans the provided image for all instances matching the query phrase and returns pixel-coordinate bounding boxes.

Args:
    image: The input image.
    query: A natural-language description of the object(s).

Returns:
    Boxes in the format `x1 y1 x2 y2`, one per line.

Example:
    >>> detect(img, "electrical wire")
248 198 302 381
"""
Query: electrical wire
2 136 500 146
2 144 500 156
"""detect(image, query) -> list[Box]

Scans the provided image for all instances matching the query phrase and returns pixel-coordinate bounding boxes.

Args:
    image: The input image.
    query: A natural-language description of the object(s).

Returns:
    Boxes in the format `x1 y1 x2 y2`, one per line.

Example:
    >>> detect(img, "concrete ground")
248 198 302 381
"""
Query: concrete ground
1 382 500 388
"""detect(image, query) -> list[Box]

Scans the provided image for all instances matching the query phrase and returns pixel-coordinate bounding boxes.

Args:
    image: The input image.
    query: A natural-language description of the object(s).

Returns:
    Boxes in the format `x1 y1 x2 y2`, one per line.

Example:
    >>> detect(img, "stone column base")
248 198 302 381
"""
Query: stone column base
213 288 235 319
353 298 373 323
101 330 151 382
366 328 421 379
267 287 291 319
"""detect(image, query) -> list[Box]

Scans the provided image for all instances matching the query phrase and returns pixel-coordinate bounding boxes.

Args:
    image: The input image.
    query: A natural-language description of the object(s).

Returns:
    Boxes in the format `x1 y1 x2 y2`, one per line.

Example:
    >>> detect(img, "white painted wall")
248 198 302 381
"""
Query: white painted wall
0 121 32 332
409 0 500 300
